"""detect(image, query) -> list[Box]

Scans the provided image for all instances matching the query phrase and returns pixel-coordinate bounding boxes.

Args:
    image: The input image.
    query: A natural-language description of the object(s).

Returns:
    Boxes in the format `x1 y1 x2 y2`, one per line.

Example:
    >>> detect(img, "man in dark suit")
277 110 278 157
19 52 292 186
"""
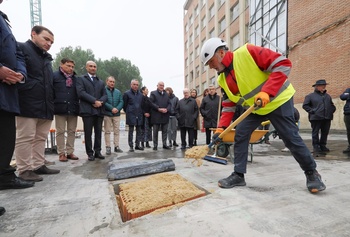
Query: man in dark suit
0 0 35 215
149 81 171 150
76 61 107 161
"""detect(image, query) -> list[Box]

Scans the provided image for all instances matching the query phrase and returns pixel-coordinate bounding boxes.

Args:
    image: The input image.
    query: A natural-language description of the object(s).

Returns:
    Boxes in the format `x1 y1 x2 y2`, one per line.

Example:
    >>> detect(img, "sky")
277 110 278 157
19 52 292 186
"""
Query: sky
1 0 185 97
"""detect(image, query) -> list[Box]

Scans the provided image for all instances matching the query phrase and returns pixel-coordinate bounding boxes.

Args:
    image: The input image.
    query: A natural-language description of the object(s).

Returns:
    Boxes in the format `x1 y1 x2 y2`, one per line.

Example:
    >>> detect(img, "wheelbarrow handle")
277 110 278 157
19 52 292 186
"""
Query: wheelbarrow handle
208 100 261 148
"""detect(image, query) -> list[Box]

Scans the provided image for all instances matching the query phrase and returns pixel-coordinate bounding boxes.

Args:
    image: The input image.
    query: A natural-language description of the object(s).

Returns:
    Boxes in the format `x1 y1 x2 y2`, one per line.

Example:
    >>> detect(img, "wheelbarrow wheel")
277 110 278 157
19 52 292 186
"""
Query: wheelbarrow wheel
216 143 229 158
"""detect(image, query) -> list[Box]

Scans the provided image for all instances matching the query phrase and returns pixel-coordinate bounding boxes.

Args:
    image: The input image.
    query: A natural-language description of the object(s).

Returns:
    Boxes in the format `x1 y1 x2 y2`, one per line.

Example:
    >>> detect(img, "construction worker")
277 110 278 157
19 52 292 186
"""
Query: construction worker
200 37 326 193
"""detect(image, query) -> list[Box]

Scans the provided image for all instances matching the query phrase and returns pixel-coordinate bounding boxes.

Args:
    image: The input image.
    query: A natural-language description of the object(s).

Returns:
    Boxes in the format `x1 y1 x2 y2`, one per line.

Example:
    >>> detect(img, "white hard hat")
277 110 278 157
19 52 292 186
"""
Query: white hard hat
200 38 227 65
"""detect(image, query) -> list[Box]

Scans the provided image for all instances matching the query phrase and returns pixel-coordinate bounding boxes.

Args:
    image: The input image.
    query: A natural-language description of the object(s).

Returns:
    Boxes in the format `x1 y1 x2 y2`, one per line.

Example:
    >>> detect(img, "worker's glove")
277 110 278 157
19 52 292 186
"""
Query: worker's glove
254 92 270 108
212 128 224 144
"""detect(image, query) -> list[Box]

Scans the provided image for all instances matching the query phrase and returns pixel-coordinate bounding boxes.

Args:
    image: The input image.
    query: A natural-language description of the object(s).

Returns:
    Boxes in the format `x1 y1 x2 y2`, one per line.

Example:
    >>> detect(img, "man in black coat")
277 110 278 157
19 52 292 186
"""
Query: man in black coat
53 58 80 162
149 81 171 150
303 79 336 152
0 1 34 215
123 79 144 152
76 61 107 161
200 84 220 145
176 88 199 149
16 25 60 182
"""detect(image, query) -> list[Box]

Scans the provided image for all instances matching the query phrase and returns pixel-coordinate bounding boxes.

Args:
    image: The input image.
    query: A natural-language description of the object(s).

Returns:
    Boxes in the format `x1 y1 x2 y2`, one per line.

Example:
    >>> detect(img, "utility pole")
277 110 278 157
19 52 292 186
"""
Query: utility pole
29 0 42 28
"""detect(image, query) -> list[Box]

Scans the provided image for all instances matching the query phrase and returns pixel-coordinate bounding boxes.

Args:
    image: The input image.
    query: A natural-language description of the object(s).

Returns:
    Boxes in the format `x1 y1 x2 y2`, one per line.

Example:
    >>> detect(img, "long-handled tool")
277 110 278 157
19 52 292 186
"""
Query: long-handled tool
203 100 261 164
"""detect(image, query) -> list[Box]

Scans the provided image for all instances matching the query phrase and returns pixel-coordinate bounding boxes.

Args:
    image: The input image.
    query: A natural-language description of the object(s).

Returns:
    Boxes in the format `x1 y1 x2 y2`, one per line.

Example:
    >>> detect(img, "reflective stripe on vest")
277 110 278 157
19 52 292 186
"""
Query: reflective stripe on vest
217 44 295 115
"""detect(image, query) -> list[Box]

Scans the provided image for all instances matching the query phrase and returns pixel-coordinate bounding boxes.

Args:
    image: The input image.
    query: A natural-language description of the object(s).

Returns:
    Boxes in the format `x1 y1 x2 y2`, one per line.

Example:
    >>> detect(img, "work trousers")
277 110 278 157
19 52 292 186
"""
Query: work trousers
167 116 178 142
310 119 331 148
82 115 103 156
153 123 168 147
104 116 120 148
128 125 142 147
55 115 78 155
180 127 194 147
233 98 316 174
344 115 350 147
0 110 16 177
15 117 52 174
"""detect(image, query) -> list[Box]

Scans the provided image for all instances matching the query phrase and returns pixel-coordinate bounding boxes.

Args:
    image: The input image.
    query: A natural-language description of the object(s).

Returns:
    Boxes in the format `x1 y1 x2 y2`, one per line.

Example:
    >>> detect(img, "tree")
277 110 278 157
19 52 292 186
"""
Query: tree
52 46 142 93
52 46 96 76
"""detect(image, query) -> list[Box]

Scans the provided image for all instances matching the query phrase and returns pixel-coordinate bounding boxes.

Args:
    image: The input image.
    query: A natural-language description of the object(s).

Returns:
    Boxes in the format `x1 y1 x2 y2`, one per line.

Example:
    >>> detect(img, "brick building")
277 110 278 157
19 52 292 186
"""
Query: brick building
183 0 350 130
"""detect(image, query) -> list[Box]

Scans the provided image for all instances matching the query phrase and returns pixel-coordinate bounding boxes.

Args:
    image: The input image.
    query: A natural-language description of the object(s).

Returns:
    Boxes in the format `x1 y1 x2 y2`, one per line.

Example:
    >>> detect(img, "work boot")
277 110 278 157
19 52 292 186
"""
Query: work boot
114 146 123 153
0 207 5 216
305 170 326 193
19 170 43 182
145 142 151 148
34 165 60 175
106 147 111 155
218 172 246 188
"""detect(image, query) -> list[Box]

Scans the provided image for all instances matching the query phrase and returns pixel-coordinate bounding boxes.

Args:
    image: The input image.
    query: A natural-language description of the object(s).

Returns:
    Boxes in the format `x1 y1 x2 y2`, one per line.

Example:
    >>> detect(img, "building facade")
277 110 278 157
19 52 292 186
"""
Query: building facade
183 0 350 129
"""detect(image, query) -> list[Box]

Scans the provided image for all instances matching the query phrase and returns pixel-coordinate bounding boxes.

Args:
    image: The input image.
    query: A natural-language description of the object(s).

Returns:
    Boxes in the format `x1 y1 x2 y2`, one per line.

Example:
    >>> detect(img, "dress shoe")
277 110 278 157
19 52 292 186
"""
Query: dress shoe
94 153 105 159
173 141 179 147
153 147 158 151
34 165 60 175
135 145 144 151
19 170 43 182
180 146 186 150
129 147 134 152
320 146 330 152
145 142 151 148
67 153 79 160
0 207 5 216
163 145 171 150
59 154 68 162
114 146 123 153
0 177 35 190
88 155 95 161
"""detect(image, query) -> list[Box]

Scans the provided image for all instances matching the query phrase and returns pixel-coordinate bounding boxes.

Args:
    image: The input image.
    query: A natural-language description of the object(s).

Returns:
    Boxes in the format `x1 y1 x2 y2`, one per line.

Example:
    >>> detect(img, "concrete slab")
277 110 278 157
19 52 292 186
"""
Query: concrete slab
1 130 350 236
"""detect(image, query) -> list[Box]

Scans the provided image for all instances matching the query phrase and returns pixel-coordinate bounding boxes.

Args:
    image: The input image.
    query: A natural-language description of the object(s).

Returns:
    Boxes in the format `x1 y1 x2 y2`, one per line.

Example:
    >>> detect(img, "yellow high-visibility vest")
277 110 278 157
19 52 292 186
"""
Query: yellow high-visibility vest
217 44 295 115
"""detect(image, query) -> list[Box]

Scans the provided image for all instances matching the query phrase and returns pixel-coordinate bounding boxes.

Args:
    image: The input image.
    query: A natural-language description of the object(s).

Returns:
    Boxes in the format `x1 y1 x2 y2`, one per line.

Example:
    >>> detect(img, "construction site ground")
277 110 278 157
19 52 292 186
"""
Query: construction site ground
1 129 350 237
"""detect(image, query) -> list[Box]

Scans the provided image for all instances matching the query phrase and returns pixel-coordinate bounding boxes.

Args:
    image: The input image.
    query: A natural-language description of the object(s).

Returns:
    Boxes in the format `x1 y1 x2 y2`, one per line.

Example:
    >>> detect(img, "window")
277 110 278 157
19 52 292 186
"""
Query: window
231 3 239 21
209 29 215 38
195 46 199 57
195 5 199 17
209 5 215 19
196 66 200 77
185 24 189 32
195 25 199 38
249 0 287 54
218 0 225 7
201 16 206 29
231 33 240 50
210 76 216 86
219 17 226 33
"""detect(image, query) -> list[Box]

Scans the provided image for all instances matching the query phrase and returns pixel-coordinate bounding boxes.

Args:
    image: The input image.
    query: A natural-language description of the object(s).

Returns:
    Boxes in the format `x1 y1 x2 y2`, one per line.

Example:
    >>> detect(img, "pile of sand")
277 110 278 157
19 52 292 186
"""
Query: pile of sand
116 173 206 221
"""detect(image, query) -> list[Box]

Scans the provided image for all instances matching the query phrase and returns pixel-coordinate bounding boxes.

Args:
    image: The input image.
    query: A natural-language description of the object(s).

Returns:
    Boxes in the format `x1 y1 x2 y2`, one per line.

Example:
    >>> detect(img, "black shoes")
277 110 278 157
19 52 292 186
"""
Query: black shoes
343 147 350 153
180 146 186 150
218 172 246 188
94 153 105 159
135 145 144 151
129 147 134 152
153 146 158 151
163 145 171 150
0 207 5 216
114 146 123 153
145 142 152 148
88 155 95 161
34 165 60 175
320 146 330 152
305 170 326 193
173 141 179 147
0 176 35 190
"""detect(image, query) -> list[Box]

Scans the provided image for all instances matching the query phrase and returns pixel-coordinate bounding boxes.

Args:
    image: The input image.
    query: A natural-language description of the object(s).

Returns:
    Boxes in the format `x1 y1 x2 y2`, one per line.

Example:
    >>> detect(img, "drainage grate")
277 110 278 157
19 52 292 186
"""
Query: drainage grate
114 173 207 222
